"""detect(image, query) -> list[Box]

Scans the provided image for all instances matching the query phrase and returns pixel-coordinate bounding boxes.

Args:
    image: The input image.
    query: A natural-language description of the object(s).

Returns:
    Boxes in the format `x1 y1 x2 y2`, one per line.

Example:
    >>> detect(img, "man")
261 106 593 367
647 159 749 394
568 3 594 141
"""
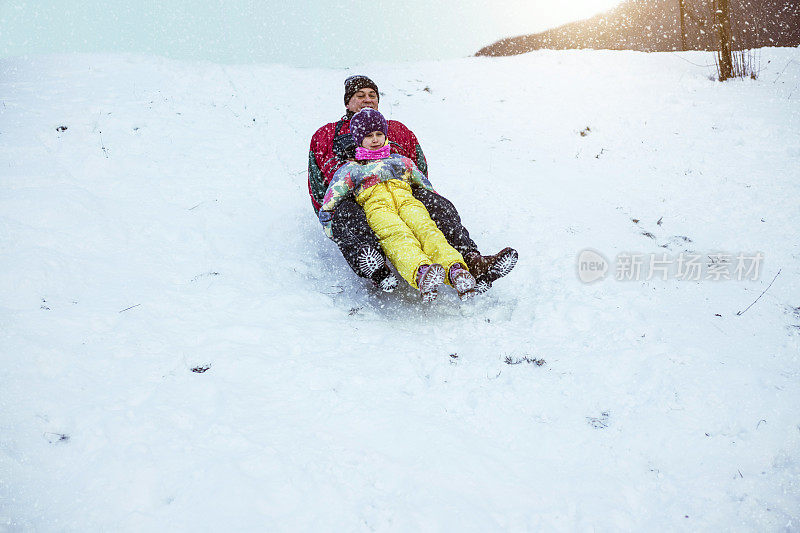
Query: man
308 75 516 293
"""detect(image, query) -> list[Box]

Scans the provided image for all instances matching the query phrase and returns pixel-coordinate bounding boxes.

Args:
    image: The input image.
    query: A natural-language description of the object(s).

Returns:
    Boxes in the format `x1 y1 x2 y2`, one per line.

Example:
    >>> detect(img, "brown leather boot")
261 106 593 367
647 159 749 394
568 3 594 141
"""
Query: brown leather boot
463 248 518 293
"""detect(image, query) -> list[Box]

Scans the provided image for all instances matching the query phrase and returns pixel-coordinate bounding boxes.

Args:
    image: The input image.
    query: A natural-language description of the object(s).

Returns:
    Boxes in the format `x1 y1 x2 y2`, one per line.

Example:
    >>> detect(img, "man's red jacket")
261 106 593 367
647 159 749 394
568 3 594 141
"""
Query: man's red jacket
307 115 428 214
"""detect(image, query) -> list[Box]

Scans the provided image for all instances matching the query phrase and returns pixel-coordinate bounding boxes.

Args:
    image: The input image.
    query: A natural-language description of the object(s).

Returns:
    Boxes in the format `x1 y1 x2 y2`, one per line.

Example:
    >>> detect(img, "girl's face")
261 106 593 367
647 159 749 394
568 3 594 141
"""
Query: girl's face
361 131 386 149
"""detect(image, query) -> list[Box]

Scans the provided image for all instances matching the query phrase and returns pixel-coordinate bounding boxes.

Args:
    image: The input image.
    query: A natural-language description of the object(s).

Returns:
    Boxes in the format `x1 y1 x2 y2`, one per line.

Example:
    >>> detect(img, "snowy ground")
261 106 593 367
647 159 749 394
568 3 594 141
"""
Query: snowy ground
1 48 799 531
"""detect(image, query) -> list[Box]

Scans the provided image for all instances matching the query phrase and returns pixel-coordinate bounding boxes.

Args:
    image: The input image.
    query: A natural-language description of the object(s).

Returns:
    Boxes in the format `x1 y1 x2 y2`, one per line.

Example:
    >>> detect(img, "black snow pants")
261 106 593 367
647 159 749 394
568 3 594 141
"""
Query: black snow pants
330 188 479 278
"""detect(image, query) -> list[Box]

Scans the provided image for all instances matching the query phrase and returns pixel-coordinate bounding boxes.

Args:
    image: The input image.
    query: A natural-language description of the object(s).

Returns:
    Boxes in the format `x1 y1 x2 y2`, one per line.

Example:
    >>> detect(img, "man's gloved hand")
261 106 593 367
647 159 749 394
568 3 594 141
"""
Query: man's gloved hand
332 133 356 161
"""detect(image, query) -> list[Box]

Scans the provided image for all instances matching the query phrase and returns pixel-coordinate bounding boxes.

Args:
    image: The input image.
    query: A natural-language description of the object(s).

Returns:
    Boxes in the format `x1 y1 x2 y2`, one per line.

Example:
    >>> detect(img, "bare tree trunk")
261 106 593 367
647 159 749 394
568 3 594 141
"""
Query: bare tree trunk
679 0 688 50
714 0 734 80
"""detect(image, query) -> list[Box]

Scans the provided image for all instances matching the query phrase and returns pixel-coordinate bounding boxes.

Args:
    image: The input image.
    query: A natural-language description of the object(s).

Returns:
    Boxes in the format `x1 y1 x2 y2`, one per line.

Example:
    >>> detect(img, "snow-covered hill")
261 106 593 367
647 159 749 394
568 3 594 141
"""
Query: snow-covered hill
1 49 799 531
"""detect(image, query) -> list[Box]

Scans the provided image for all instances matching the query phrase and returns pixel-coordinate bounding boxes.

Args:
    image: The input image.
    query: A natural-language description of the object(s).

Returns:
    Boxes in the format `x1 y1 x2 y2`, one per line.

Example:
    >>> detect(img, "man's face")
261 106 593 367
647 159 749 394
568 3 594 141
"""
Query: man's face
346 88 379 114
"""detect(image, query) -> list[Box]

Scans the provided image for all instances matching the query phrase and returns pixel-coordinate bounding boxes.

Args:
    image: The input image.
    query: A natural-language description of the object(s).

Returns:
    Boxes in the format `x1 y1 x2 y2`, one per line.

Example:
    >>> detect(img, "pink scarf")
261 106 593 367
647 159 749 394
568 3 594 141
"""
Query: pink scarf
355 145 391 160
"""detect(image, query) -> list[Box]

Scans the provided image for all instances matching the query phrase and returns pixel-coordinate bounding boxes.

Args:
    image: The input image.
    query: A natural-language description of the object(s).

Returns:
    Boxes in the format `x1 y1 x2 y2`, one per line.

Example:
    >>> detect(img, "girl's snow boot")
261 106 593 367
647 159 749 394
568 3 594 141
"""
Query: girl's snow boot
417 264 446 303
448 263 477 300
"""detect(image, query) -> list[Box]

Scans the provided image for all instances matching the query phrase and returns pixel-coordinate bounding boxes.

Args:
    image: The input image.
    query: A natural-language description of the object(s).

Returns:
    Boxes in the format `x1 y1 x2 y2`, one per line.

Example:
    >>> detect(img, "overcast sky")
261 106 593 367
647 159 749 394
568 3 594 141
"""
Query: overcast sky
0 0 622 67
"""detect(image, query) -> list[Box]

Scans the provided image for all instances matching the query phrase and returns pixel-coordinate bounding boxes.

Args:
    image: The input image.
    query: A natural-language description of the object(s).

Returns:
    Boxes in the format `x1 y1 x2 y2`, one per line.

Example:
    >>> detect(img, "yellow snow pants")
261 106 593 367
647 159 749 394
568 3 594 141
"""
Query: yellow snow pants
356 180 466 289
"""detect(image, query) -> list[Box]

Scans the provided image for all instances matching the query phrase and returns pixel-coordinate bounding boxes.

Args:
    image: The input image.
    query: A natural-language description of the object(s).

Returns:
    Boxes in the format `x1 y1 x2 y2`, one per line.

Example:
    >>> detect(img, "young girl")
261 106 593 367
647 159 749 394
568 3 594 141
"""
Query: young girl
319 109 476 302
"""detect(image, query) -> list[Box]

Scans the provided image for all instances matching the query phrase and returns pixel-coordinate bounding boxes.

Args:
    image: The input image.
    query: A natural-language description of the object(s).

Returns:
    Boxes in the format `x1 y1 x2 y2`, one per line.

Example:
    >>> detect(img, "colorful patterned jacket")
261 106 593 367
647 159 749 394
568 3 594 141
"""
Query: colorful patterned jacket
318 154 436 238
307 115 428 214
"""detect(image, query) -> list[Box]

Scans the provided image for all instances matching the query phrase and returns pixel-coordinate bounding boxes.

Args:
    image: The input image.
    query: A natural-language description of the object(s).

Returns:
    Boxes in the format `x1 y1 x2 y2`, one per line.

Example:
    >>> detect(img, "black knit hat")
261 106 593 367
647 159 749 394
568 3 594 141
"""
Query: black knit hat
344 75 379 106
